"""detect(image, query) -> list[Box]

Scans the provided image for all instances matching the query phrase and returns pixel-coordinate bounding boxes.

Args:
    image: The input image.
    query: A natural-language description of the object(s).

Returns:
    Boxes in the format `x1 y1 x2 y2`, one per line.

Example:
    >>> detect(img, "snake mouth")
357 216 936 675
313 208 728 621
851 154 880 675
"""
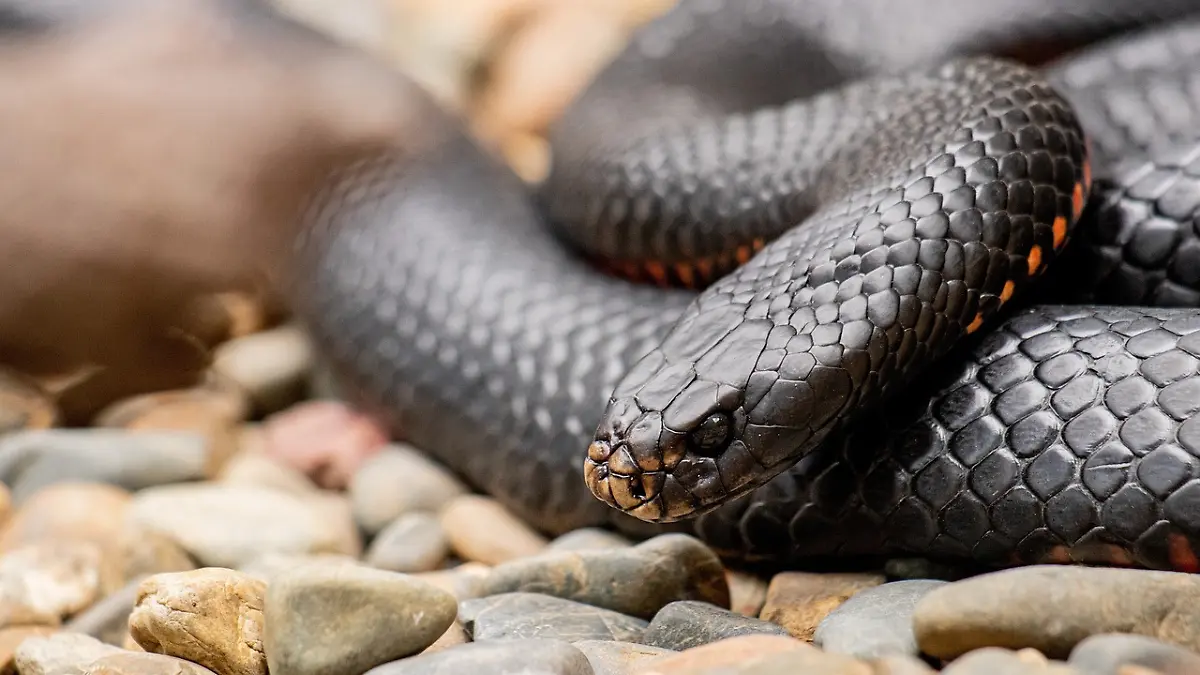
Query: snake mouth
583 439 698 522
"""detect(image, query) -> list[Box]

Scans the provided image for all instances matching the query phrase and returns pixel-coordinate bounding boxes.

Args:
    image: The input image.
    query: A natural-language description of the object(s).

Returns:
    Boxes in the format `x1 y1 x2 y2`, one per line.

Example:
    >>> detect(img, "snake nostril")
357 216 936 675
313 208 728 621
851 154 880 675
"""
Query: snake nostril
629 478 646 500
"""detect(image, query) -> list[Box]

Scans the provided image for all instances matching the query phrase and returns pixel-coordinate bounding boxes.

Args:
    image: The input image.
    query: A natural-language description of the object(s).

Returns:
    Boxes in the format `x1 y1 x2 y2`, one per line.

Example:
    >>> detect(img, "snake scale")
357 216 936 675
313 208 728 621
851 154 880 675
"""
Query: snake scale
291 1 1200 572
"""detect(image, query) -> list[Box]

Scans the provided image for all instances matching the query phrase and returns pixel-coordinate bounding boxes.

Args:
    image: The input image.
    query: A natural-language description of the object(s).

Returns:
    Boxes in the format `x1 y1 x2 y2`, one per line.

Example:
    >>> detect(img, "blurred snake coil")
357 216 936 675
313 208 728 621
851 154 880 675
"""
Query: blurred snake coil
291 1 1200 572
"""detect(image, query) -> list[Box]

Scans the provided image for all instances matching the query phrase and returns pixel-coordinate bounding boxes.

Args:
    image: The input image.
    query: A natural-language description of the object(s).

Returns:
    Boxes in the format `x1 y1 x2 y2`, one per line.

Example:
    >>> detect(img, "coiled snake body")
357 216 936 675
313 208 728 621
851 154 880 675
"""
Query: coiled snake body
294 1 1200 571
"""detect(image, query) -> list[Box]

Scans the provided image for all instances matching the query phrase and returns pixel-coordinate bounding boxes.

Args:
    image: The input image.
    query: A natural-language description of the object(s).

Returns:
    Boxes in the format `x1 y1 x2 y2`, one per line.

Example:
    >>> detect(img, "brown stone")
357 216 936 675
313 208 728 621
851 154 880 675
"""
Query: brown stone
128 568 267 675
727 571 769 618
758 572 886 641
633 634 810 674
0 483 131 554
84 651 219 675
439 495 548 565
0 369 58 434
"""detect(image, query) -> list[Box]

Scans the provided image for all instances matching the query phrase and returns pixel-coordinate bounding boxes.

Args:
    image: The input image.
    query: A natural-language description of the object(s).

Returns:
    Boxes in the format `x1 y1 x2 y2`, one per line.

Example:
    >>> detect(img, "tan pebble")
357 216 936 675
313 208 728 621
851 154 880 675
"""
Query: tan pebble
421 621 470 654
414 563 493 601
726 570 769 617
122 632 142 652
349 444 468 535
758 571 886 640
473 4 627 137
129 484 360 569
110 524 196 585
499 131 550 183
0 483 131 554
868 654 938 674
547 528 634 552
0 368 58 434
0 626 58 673
211 324 314 417
128 568 266 675
634 634 810 674
439 495 549 565
212 291 273 339
216 451 319 496
260 400 389 490
84 651 218 675
940 647 1082 674
13 633 122 675
0 541 121 627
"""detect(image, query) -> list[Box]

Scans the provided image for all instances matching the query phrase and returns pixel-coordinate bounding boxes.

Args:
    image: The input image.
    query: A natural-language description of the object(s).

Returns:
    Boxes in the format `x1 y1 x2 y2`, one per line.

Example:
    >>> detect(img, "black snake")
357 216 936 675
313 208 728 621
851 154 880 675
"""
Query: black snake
290 1 1200 572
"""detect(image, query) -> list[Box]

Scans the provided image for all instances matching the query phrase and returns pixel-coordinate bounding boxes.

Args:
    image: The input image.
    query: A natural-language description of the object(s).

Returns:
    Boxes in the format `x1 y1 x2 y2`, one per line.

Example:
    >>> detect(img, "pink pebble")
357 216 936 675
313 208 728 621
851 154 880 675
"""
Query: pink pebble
261 400 389 489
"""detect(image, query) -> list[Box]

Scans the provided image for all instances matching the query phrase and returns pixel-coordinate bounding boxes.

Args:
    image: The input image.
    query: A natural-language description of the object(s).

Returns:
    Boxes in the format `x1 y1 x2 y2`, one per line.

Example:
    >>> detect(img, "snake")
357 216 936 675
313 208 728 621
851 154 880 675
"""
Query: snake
288 0 1200 573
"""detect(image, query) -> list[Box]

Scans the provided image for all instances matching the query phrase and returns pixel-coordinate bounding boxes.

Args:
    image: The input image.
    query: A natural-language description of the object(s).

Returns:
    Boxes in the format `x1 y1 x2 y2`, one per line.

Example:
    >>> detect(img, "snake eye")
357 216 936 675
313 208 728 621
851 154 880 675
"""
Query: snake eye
689 412 731 457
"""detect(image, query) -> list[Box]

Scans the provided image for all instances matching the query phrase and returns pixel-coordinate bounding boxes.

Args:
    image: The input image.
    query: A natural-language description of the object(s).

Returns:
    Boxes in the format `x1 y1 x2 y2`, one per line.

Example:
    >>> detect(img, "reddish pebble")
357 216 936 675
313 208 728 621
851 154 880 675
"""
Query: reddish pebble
261 401 389 489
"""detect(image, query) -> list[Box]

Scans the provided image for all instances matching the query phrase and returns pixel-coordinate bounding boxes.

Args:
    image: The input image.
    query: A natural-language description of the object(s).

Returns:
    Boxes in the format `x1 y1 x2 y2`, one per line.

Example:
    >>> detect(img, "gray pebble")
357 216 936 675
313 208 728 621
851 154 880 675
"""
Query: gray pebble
211 323 314 416
362 638 594 675
814 579 947 659
350 446 468 535
573 641 675 675
460 592 648 643
0 429 208 504
1069 633 1200 675
642 601 789 650
64 577 147 645
547 529 634 552
364 512 450 573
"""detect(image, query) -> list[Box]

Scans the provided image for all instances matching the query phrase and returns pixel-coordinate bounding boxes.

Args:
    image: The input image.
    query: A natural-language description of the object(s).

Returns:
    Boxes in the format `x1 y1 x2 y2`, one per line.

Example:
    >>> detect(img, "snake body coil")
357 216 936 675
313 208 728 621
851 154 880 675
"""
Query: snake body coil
294 1 1200 571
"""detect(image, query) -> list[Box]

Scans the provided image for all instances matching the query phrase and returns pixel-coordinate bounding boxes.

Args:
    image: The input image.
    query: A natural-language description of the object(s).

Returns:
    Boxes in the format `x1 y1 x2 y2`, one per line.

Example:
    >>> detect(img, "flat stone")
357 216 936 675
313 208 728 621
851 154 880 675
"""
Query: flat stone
239 553 364 583
813 580 947 659
758 572 885 641
84 652 219 675
129 484 360 568
0 626 58 672
574 640 675 675
0 430 209 505
64 578 145 646
1068 633 1200 675
479 534 728 620
216 451 319 496
725 571 768 618
211 324 314 416
547 529 633 552
440 496 548 566
128 568 267 675
912 565 1200 660
261 401 388 490
642 601 788 651
350 445 468 535
364 512 449 574
940 648 1081 674
0 542 120 628
264 563 459 675
14 633 122 675
459 592 647 643
362 638 593 675
413 564 492 601
632 635 809 675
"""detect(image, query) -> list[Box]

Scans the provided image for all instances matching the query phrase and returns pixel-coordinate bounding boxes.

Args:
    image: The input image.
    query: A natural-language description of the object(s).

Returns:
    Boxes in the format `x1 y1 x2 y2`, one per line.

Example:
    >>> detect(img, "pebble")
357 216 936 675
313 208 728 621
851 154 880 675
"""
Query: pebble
64 578 145 646
813 579 947 659
479 534 728 619
422 621 470 654
414 563 493 601
0 482 131 553
110 525 196 583
261 400 389 490
704 643 876 674
350 446 468 535
912 565 1200 659
574 640 676 675
0 541 119 627
758 571 885 641
868 655 938 674
0 626 58 672
264 563 459 675
128 568 267 675
939 648 1080 674
84 652 220 675
459 592 648 643
440 495 549 565
1068 633 1200 674
216 451 320 496
211 324 314 416
239 553 363 583
14 632 122 675
547 528 634 552
632 635 809 675
0 369 57 433
0 430 210 504
129 483 360 568
92 385 245 471
364 512 450 573
641 601 789 651
362 638 594 675
725 571 768 617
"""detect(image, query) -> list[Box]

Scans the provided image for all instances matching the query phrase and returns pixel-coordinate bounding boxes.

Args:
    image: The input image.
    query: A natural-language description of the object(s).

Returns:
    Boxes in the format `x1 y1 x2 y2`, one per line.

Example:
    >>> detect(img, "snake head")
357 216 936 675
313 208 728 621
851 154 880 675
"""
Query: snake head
584 303 853 522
